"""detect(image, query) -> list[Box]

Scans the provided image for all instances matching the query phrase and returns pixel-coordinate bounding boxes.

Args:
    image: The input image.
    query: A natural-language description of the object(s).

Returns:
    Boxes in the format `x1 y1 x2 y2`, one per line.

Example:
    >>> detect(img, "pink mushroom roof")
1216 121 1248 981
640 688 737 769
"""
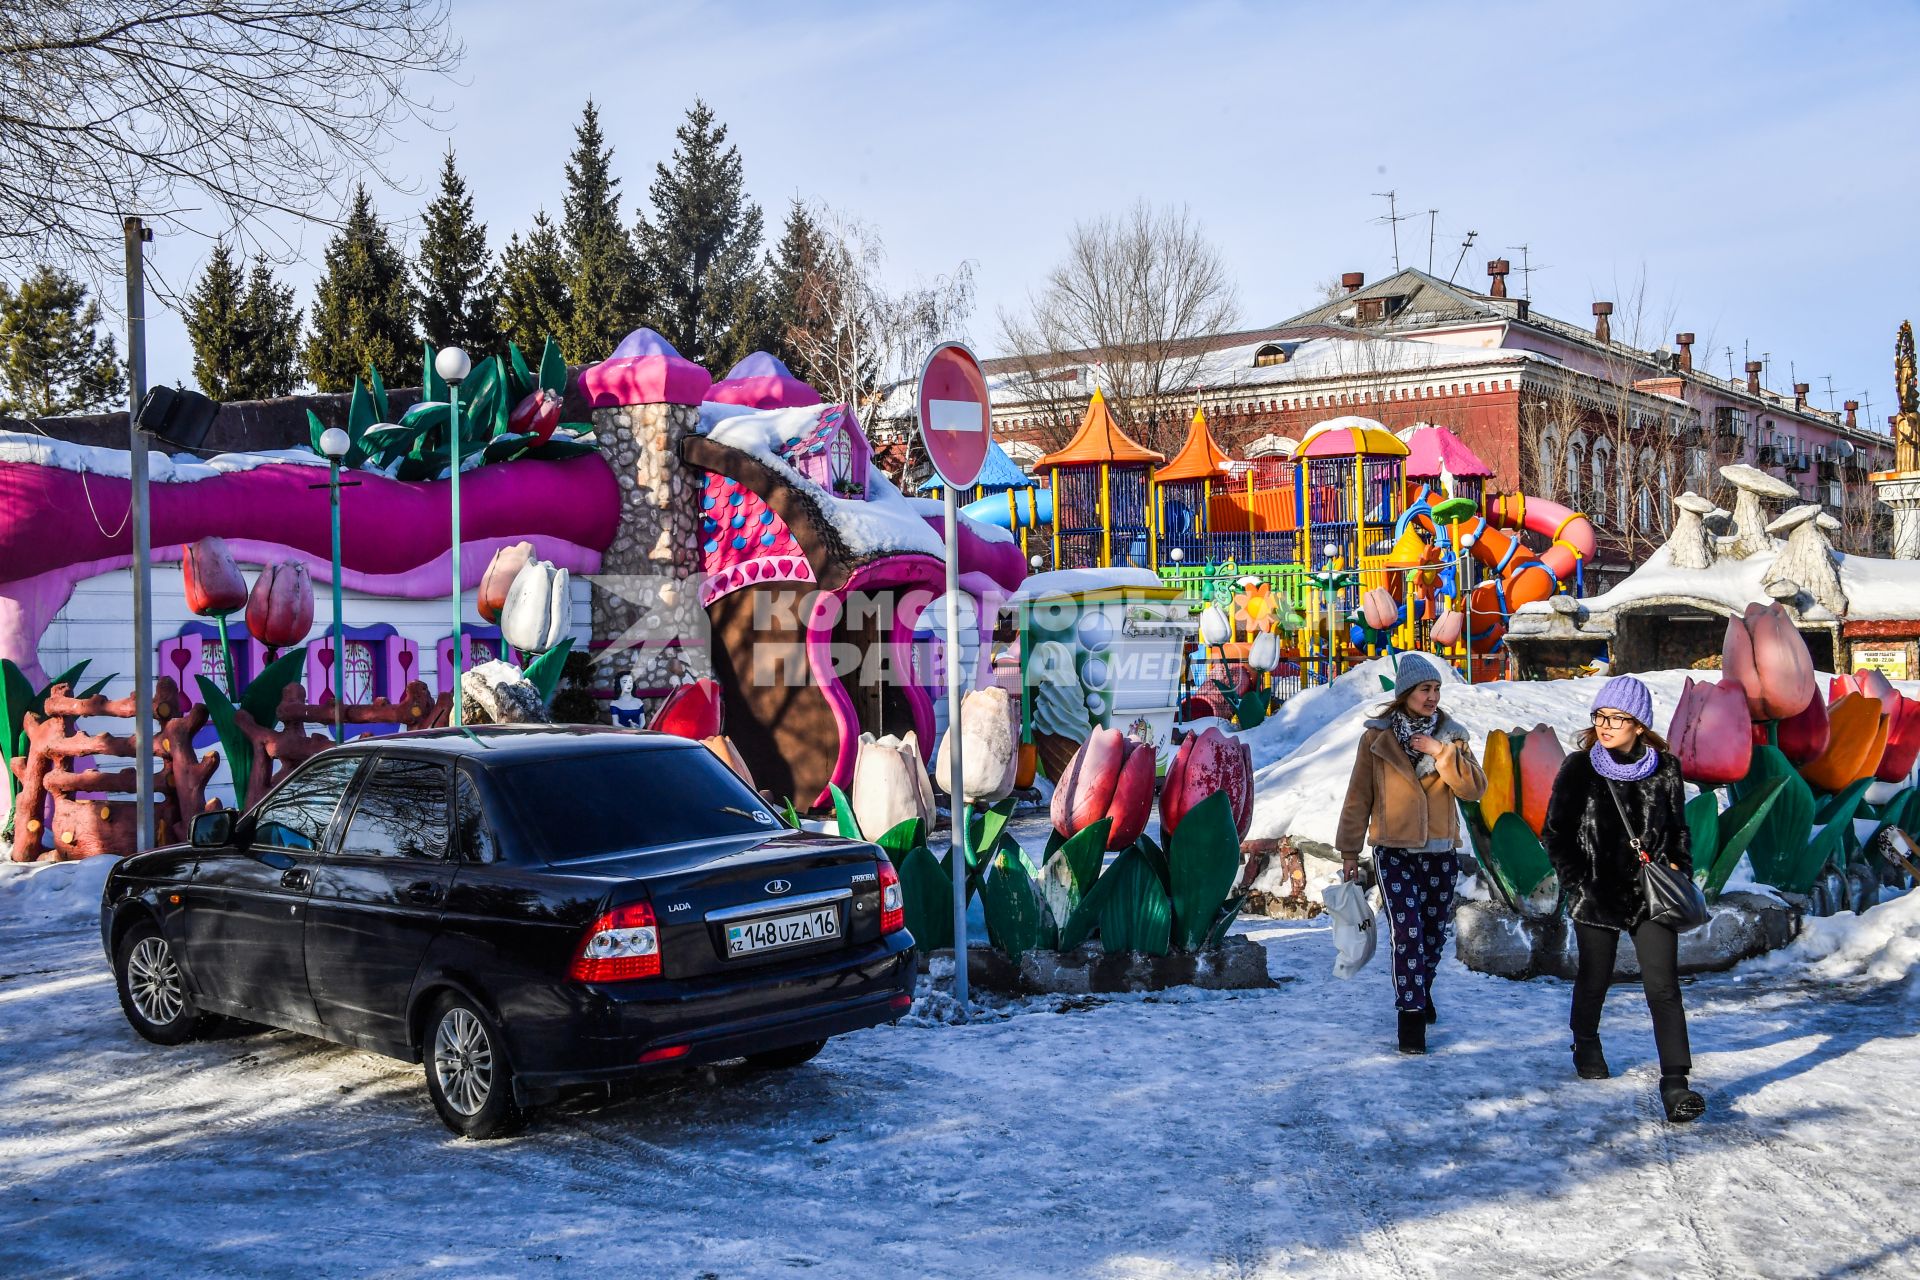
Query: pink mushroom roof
578 328 713 408
707 351 823 410
1402 425 1494 479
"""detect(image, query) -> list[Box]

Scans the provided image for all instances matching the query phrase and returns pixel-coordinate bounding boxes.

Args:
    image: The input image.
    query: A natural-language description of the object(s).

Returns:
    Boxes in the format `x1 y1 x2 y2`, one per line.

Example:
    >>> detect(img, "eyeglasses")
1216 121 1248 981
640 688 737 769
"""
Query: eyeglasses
1590 713 1638 730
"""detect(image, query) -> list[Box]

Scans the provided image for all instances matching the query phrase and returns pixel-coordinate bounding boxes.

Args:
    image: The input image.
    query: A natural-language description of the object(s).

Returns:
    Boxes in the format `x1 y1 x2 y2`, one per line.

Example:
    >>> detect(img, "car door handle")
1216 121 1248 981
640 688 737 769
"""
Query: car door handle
406 881 444 905
281 868 312 892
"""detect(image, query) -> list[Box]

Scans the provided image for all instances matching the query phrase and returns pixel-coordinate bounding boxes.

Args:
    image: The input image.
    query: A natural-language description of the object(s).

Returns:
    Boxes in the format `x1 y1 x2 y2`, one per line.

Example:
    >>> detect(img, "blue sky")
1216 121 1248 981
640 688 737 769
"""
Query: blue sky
137 0 1920 423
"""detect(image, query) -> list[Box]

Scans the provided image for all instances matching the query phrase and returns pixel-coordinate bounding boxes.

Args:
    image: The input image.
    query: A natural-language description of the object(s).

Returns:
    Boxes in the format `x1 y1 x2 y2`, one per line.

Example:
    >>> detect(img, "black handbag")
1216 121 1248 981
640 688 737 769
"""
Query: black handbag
1603 778 1710 933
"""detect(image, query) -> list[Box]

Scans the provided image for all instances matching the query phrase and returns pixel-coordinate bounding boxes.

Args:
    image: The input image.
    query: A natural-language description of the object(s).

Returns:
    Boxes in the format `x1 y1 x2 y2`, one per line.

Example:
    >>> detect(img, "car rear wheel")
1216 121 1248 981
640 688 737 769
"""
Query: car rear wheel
741 1039 827 1071
114 920 202 1046
423 994 524 1139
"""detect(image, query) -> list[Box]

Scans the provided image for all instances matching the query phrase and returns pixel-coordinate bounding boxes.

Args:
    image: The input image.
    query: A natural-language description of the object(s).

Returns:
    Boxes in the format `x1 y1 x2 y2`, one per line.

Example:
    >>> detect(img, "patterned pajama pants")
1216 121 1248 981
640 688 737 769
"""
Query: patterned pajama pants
1373 847 1459 1012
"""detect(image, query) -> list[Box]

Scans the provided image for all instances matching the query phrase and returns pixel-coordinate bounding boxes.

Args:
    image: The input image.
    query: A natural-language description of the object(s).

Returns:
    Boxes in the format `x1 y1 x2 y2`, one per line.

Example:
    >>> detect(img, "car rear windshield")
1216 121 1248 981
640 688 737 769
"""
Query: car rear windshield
491 744 780 862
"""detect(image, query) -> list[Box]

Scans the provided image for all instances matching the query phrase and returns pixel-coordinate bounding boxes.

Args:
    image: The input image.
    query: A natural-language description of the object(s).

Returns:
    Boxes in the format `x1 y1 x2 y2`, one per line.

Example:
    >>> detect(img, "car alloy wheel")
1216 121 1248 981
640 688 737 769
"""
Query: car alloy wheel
127 936 186 1027
433 1006 494 1117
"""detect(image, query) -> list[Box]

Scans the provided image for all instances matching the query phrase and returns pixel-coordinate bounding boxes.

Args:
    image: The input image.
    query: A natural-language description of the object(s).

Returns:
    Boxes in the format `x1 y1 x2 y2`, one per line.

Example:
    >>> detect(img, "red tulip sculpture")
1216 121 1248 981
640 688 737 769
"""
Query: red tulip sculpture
1771 692 1830 767
477 541 533 626
1669 677 1754 786
1051 726 1157 851
1161 725 1254 840
1876 688 1920 784
653 678 724 740
182 536 248 695
245 561 314 662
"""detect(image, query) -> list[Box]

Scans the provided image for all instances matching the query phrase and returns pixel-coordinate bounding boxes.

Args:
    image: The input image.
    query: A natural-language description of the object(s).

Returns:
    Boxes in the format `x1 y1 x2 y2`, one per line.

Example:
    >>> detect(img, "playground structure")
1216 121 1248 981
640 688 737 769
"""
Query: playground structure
965 391 1597 682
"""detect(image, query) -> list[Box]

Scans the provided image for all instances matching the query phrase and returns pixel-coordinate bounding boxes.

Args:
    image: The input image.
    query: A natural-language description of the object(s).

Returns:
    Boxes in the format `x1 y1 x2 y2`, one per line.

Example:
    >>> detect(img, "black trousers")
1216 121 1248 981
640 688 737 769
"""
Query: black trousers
1570 921 1692 1077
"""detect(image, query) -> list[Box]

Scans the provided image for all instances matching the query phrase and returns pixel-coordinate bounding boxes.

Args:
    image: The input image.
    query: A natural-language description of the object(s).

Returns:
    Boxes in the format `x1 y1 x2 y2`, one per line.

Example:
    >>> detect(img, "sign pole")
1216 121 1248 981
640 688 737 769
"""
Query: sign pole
944 482 969 1007
125 216 155 853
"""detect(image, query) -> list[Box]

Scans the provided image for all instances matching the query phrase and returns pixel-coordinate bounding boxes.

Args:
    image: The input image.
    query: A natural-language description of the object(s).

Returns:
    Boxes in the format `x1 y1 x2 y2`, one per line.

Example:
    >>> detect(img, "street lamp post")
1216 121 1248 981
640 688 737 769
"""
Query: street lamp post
319 428 352 740
437 347 472 725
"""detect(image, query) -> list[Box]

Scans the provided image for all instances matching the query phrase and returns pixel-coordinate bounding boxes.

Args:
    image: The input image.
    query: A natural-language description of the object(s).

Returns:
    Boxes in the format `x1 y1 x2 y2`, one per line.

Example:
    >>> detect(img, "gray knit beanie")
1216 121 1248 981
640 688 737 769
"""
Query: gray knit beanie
1393 652 1444 694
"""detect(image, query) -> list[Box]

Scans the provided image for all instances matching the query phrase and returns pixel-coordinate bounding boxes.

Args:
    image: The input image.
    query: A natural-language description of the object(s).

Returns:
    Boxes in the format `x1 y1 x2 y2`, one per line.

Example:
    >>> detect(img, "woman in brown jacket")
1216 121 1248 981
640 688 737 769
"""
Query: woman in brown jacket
1334 653 1487 1054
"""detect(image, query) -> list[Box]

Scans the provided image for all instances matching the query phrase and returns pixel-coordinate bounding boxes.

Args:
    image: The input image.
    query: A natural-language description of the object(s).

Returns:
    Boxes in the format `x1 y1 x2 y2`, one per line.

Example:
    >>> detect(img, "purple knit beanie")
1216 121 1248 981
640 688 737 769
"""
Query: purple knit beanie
1590 674 1654 727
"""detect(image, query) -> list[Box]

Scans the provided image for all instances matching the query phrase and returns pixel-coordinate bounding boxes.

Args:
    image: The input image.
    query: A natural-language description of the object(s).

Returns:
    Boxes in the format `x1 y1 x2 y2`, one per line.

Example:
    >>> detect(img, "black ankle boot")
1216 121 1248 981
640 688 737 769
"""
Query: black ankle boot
1571 1037 1610 1080
1398 1010 1426 1055
1661 1074 1705 1123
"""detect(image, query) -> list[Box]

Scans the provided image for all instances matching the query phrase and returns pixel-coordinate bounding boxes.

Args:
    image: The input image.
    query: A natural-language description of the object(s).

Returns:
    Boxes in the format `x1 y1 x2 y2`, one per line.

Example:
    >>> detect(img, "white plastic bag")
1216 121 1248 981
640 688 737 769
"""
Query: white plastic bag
1320 878 1378 979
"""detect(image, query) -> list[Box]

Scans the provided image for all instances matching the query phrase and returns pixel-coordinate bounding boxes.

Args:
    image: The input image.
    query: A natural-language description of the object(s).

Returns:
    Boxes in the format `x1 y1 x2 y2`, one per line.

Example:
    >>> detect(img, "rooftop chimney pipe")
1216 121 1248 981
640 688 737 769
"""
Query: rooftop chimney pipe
1592 301 1613 344
1486 259 1510 299
1745 360 1764 394
1341 272 1365 294
1845 399 1859 428
1793 382 1810 410
1675 332 1695 371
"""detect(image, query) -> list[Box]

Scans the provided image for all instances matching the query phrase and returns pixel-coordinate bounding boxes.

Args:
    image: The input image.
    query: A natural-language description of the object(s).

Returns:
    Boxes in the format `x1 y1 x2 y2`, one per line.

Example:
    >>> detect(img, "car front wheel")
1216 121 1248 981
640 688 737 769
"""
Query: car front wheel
423 994 524 1139
114 920 202 1045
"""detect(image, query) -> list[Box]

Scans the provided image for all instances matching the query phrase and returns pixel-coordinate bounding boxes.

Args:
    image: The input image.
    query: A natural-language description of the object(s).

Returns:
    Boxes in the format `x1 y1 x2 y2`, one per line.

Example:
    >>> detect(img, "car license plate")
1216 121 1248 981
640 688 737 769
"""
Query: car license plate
726 906 840 956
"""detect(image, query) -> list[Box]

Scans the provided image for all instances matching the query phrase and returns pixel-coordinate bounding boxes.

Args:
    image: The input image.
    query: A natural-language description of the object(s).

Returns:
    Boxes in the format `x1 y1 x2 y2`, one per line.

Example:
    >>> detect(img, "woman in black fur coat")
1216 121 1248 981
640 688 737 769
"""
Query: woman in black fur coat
1542 674 1705 1123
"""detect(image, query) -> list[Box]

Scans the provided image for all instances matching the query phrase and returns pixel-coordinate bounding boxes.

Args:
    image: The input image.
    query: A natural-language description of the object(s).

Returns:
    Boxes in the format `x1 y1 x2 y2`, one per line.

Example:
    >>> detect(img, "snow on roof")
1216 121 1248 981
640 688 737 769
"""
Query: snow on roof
1403 425 1494 479
0 431 328 482
1563 540 1920 624
1007 566 1168 603
916 439 1034 492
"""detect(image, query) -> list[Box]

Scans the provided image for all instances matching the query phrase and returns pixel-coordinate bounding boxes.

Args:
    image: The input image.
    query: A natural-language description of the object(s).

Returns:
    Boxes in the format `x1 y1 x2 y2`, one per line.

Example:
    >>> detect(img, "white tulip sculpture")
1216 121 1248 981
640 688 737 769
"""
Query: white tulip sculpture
501 558 572 655
1198 604 1232 648
851 731 937 840
934 685 1020 807
1247 629 1281 674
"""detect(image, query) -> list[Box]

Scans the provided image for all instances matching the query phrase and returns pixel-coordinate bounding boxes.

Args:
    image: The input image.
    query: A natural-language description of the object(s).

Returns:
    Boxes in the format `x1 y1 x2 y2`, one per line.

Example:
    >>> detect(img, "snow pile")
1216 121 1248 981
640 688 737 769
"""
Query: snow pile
0 431 327 484
1758 890 1920 991
1243 660 1697 849
0 856 115 924
1553 541 1920 626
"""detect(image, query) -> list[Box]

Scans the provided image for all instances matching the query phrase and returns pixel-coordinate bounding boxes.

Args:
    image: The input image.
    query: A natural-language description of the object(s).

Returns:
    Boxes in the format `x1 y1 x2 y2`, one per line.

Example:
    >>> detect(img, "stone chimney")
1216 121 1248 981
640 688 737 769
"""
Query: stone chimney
1592 301 1613 344
1745 360 1764 394
1794 382 1810 410
1341 272 1365 294
1675 332 1695 371
579 328 715 698
1845 399 1859 428
1486 259 1510 299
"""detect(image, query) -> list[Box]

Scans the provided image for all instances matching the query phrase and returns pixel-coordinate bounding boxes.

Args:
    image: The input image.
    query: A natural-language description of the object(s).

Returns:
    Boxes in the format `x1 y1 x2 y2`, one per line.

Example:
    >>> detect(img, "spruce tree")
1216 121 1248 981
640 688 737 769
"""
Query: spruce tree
763 199 830 384
304 184 416 392
635 99 766 372
559 99 644 364
238 261 301 399
0 266 125 417
415 146 501 353
184 242 248 398
498 210 571 356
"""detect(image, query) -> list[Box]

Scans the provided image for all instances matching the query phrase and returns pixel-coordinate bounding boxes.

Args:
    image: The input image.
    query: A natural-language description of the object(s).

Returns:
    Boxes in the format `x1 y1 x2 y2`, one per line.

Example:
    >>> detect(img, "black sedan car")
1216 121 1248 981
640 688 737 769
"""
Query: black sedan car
101 726 916 1137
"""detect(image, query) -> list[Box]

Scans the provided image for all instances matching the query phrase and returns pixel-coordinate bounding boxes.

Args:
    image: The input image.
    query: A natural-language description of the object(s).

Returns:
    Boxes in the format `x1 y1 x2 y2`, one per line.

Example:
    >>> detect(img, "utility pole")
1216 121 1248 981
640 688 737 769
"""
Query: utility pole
1446 230 1478 283
124 216 155 852
1372 190 1408 270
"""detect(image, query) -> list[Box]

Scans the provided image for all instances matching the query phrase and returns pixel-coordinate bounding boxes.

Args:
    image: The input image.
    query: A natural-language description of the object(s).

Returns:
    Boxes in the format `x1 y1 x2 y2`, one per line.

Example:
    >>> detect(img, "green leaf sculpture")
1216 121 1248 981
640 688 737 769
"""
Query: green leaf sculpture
1776 778 1874 895
1455 798 1518 911
521 637 574 706
873 817 923 866
538 336 568 395
898 842 953 950
239 646 310 732
424 342 448 403
1734 744 1815 888
1167 791 1242 950
1093 847 1172 957
368 365 390 422
1698 776 1786 898
982 848 1054 957
1486 811 1555 907
827 782 861 839
967 798 1016 863
1685 792 1720 881
196 675 254 810
507 341 535 400
1049 819 1114 949
344 377 377 466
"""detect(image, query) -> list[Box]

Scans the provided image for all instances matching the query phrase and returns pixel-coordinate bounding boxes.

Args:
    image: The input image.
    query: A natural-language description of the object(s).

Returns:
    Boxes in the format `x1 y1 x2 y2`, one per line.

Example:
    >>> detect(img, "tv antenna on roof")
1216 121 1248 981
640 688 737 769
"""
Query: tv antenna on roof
1822 374 1837 409
1506 245 1548 300
1446 230 1478 283
1372 190 1408 270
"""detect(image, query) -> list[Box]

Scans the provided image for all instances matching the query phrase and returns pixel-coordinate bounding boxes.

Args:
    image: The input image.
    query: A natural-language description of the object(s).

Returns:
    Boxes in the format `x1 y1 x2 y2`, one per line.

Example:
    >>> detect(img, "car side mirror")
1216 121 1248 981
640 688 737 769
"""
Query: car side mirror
190 809 235 848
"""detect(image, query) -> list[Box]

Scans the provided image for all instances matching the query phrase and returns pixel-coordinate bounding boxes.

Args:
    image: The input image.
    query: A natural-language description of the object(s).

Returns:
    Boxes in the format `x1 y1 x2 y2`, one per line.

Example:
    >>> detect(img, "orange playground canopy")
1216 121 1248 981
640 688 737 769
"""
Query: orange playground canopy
1036 388 1166 468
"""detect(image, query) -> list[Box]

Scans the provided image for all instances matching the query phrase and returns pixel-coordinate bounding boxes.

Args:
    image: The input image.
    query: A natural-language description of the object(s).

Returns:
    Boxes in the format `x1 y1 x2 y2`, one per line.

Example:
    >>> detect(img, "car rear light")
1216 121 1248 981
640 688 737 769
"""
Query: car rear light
877 858 905 934
570 900 660 982
639 1044 690 1064
890 994 913 1011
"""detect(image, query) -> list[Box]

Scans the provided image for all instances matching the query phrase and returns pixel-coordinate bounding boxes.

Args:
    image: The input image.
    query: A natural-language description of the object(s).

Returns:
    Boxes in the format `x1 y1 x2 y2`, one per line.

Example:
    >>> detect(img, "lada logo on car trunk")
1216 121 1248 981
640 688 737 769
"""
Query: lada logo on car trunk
765 879 792 895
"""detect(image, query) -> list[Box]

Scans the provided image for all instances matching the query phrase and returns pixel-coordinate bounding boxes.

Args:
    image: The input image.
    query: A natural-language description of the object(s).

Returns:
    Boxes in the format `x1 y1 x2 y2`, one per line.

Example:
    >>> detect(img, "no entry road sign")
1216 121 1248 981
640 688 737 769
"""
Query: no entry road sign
917 341 991 490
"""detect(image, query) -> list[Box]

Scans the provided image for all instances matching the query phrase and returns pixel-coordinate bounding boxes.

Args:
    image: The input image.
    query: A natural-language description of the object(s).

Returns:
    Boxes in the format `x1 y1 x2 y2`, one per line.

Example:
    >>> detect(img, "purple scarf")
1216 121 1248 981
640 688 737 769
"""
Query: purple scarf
1590 741 1659 782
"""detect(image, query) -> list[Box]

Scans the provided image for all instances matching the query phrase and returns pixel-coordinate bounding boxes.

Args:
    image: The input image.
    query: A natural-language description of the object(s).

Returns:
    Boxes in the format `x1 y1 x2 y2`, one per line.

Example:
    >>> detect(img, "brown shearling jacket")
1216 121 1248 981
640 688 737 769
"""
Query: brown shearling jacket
1334 712 1487 858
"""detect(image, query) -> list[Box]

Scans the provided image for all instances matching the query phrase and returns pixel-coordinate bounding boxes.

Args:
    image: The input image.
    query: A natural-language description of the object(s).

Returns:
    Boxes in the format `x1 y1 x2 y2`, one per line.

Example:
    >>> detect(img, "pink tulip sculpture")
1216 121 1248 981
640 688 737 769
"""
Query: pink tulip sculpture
1722 602 1817 726
182 536 248 695
1669 677 1754 787
245 561 314 663
1051 726 1157 851
1160 725 1254 841
1770 693 1830 766
1875 686 1920 784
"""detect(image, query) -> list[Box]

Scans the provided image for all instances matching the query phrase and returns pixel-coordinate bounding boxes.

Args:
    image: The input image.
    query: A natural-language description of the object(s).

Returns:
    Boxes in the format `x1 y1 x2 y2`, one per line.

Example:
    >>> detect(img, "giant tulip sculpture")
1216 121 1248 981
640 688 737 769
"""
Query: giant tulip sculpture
1722 602 1816 721
1160 725 1253 839
1801 692 1888 792
245 561 314 660
1051 726 1157 851
1876 689 1920 783
851 730 936 840
183 536 248 695
934 685 1019 807
1772 692 1830 766
1198 605 1231 649
500 558 572 655
653 678 724 740
477 540 534 625
1669 677 1754 785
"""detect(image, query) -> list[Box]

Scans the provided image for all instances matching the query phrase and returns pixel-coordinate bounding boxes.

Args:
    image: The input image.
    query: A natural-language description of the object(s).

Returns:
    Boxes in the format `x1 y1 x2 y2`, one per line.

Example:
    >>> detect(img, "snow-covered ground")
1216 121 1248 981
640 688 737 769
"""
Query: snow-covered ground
4 835 1920 1278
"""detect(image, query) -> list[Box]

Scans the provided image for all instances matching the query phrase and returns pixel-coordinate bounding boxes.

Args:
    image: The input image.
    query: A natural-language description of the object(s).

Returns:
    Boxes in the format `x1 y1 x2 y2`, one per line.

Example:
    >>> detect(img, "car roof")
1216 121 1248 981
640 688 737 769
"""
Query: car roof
326 725 706 768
